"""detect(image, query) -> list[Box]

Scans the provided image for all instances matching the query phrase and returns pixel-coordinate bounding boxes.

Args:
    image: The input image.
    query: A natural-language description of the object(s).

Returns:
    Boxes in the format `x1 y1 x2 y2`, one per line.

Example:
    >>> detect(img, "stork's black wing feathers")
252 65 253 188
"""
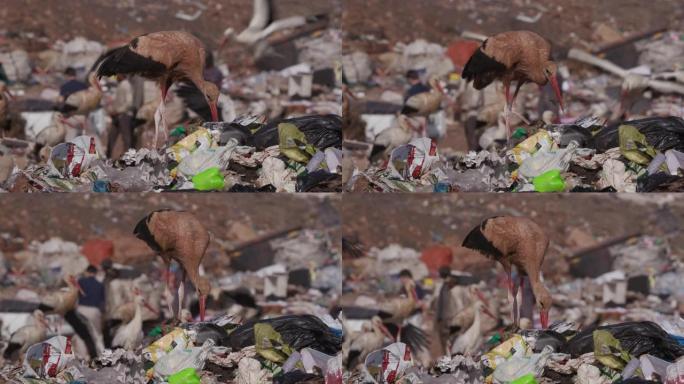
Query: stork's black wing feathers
64 310 98 358
462 217 503 260
461 45 507 90
93 45 166 79
400 323 430 353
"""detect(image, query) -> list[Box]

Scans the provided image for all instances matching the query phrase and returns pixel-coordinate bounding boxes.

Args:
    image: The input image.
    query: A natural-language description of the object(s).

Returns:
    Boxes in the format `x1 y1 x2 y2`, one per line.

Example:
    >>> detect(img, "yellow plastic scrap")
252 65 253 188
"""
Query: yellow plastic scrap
510 130 556 164
618 124 657 165
278 123 316 163
593 330 632 370
168 128 213 163
482 334 529 370
254 323 293 364
142 328 191 363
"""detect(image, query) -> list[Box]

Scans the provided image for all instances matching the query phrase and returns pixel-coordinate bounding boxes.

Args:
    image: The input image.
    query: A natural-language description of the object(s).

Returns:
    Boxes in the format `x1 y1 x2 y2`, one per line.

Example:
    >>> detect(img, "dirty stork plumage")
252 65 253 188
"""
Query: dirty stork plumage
92 31 219 148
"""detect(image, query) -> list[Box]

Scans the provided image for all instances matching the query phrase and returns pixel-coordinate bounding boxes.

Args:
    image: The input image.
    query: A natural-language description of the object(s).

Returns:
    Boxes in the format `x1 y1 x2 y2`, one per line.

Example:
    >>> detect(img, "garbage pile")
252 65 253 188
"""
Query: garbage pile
0 114 342 192
342 234 684 383
0 227 343 383
0 0 342 193
343 30 684 193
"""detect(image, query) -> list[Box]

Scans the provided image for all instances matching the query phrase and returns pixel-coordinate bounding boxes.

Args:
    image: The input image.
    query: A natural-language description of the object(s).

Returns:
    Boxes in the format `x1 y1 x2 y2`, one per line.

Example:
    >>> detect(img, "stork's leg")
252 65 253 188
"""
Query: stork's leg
512 275 520 327
163 262 175 319
177 270 186 320
504 83 512 146
510 82 531 126
153 85 169 149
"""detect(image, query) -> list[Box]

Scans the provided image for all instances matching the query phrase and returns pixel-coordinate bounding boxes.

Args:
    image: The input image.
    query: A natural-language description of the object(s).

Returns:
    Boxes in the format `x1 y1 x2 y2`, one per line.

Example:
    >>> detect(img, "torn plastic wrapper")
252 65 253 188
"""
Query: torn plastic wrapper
509 130 556 165
153 339 215 379
168 128 213 163
23 335 75 378
254 323 293 364
492 345 553 384
143 328 191 363
364 342 413 384
177 138 238 177
482 335 529 370
49 135 100 177
619 124 658 165
388 138 439 180
278 123 317 163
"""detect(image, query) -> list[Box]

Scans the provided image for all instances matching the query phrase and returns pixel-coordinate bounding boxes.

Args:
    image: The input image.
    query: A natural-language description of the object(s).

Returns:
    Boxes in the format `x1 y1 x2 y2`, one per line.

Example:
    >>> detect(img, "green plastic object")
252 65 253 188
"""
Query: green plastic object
192 167 225 191
168 367 200 384
510 373 537 384
533 169 565 192
512 127 527 139
170 126 186 137
147 326 162 337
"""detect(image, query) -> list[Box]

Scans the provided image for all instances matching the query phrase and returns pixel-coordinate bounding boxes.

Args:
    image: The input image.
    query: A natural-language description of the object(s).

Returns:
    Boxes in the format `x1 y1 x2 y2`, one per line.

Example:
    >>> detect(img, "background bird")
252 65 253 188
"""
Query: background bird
346 316 393 369
93 31 219 148
3 310 49 359
401 77 446 117
462 30 564 142
462 216 552 329
112 288 156 350
134 209 211 321
60 72 102 116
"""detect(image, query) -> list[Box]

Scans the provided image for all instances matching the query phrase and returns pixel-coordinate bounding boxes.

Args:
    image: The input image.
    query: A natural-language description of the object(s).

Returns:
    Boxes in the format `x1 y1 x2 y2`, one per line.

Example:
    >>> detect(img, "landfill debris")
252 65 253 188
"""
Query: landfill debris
344 22 684 193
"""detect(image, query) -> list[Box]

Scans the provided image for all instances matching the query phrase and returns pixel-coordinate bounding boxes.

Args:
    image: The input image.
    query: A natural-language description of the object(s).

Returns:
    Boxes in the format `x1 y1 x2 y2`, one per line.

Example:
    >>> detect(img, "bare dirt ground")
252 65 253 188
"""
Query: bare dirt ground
342 0 684 51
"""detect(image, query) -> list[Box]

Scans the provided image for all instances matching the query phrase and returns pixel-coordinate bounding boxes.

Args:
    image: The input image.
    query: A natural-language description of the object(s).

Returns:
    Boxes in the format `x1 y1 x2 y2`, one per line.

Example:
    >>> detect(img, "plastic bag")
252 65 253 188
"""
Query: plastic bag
388 137 439 180
168 367 201 384
533 169 566 192
23 336 75 378
594 116 684 153
177 138 238 177
49 135 100 177
254 323 293 363
593 330 632 370
565 321 684 361
492 345 553 384
143 328 191 363
254 115 342 151
153 339 215 378
619 125 658 165
192 167 225 191
168 128 213 163
278 123 317 163
509 131 556 165
482 335 529 370
364 342 412 384
519 141 579 178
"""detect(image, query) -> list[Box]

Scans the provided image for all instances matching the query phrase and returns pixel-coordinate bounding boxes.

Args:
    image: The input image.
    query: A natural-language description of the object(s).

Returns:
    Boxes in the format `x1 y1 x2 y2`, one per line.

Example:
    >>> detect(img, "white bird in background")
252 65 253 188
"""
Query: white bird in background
112 288 155 350
346 316 394 369
3 310 50 359
450 297 495 356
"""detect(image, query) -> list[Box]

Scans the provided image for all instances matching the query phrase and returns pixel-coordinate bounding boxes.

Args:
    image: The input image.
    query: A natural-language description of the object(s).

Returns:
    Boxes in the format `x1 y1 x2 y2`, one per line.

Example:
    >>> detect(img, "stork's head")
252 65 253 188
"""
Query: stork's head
371 316 394 341
536 288 553 329
543 61 564 115
202 81 220 122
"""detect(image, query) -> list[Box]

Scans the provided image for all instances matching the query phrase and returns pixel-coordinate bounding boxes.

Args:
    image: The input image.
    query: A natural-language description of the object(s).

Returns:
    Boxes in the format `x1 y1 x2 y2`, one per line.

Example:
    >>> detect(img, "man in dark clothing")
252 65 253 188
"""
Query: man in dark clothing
60 67 88 100
404 70 431 102
77 265 105 355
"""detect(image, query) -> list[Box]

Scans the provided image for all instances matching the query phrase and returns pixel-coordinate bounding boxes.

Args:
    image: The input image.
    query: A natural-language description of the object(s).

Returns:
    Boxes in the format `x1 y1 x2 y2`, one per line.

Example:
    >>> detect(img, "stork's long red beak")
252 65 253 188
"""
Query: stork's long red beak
540 309 549 329
199 294 206 322
210 103 219 122
549 76 564 116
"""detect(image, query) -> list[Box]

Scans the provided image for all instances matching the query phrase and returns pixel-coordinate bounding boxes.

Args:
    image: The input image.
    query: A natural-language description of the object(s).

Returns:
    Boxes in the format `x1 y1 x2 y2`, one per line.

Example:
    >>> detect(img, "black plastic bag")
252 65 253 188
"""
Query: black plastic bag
228 314 342 355
564 321 684 361
253 115 342 150
521 329 567 353
594 117 684 153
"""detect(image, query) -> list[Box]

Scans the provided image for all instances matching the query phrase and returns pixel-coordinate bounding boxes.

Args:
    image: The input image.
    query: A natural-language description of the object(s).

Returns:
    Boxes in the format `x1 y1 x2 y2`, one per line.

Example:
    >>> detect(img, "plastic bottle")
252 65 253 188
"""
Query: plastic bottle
192 167 225 191
532 169 565 192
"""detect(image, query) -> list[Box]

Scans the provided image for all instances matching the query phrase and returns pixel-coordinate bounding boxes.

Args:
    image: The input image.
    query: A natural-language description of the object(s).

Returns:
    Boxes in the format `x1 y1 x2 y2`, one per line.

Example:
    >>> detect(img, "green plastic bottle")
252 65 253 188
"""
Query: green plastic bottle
168 368 200 384
532 169 565 192
510 373 537 384
192 167 225 191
